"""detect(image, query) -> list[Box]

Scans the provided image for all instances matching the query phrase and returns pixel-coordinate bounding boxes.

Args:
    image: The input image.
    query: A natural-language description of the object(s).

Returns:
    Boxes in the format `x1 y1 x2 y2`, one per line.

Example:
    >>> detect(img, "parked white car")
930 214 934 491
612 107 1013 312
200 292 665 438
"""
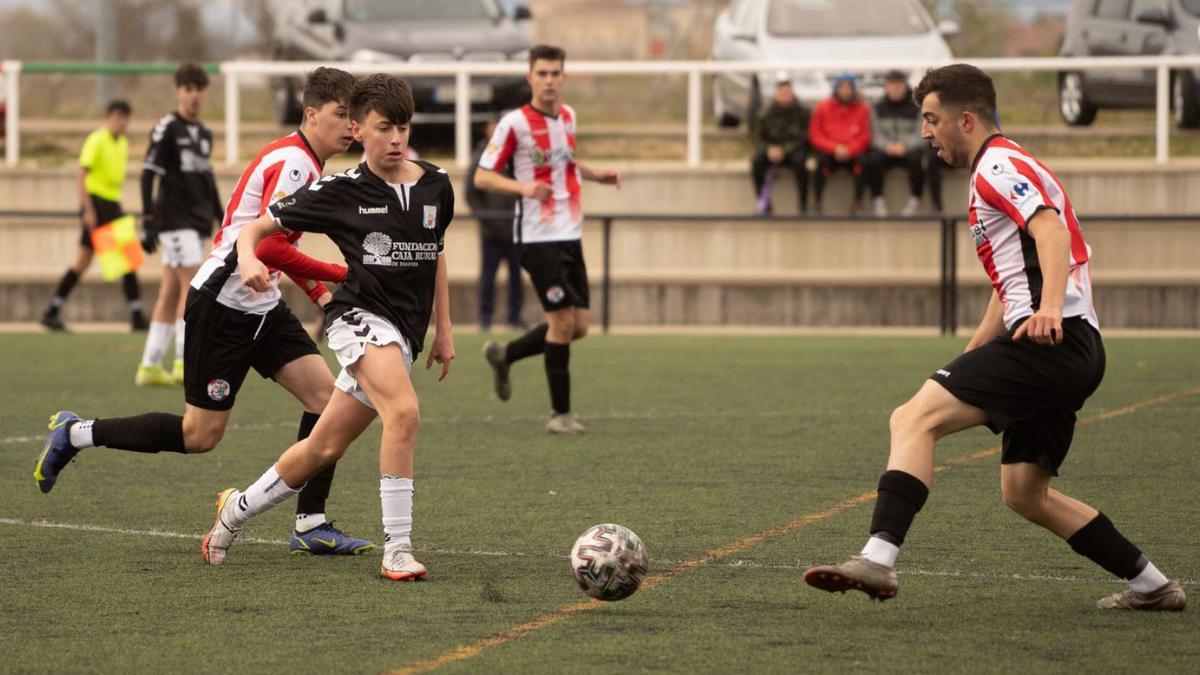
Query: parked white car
710 0 957 131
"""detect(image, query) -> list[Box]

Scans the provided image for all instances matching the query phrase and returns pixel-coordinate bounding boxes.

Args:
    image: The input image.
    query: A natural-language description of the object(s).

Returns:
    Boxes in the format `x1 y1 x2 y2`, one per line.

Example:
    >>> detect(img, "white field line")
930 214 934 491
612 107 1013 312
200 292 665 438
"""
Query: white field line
1 517 1191 587
0 409 820 447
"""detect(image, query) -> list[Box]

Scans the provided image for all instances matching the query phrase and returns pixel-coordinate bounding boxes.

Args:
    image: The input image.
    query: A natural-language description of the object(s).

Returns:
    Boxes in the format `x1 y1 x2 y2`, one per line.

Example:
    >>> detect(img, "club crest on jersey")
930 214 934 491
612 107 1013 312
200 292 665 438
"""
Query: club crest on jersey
546 285 565 304
423 205 438 229
207 379 231 401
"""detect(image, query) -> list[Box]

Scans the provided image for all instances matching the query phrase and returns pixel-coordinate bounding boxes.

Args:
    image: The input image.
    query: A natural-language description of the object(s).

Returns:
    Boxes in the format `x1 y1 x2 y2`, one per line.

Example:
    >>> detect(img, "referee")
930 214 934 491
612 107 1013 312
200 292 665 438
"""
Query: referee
40 100 148 332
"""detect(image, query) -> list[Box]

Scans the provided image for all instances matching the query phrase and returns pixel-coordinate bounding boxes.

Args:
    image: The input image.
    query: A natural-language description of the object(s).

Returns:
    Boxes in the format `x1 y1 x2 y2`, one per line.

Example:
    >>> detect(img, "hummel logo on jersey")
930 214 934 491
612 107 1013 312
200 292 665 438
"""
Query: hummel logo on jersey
936 369 951 378
359 205 388 215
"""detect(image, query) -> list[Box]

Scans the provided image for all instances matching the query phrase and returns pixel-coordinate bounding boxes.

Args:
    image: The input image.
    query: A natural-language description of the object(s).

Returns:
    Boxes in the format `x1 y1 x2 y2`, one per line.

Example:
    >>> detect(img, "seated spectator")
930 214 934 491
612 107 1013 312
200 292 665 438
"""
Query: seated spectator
750 77 811 214
861 70 927 217
809 72 870 213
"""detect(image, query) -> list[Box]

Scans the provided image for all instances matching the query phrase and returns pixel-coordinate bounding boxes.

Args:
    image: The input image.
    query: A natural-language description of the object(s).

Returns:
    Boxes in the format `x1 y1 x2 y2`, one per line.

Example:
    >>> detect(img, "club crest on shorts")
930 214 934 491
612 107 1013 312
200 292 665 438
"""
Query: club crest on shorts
546 285 565 304
207 379 231 401
423 205 438 229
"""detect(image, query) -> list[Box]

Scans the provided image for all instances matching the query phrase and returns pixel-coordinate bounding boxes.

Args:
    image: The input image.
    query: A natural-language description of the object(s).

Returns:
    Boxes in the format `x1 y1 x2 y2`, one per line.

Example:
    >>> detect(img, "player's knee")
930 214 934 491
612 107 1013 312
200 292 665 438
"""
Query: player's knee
382 400 421 436
184 426 223 454
1001 485 1045 520
573 322 589 340
889 401 921 436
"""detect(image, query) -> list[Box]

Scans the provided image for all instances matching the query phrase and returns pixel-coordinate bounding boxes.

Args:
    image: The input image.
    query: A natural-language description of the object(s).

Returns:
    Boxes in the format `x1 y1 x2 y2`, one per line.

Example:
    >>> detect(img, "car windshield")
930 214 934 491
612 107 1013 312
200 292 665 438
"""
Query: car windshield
1183 0 1200 17
767 0 930 37
344 0 501 22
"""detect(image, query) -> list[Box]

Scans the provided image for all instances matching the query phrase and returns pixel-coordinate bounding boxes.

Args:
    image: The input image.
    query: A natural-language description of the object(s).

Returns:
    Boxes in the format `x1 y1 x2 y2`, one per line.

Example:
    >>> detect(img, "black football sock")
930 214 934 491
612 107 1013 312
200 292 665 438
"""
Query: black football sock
47 270 81 314
295 411 335 516
505 323 548 364
1067 513 1147 580
544 342 571 414
92 413 186 453
868 470 929 546
121 272 143 312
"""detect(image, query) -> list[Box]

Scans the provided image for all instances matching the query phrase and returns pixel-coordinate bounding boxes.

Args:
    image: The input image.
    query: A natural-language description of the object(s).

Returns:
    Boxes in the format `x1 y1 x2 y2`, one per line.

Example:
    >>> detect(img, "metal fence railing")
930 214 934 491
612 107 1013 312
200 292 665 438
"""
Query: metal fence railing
6 55 1200 168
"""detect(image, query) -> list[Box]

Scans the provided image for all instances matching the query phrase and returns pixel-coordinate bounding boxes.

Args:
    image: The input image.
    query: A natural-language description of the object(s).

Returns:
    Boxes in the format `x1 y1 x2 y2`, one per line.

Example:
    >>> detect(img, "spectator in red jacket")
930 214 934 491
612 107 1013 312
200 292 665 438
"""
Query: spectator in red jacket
809 72 871 213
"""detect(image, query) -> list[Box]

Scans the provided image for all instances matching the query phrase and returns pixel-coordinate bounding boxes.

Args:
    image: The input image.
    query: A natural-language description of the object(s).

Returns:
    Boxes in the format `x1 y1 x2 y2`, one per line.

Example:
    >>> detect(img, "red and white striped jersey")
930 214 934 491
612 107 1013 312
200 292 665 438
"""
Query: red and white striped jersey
968 134 1098 332
192 132 321 312
478 104 582 243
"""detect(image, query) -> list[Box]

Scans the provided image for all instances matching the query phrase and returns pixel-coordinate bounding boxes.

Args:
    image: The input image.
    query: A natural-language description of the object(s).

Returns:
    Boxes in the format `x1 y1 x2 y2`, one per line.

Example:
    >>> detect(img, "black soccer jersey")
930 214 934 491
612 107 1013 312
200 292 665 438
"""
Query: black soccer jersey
144 112 221 236
269 160 454 355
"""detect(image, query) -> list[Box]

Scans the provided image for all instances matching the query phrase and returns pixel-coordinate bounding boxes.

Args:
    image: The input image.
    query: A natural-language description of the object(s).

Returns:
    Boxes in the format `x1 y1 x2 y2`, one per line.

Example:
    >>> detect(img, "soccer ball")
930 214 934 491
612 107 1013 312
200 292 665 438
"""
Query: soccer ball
569 523 649 601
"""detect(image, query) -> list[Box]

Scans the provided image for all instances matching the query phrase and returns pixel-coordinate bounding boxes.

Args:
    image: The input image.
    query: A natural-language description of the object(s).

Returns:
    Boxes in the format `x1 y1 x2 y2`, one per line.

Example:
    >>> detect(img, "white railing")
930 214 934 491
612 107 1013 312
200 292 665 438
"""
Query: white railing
6 55 1200 168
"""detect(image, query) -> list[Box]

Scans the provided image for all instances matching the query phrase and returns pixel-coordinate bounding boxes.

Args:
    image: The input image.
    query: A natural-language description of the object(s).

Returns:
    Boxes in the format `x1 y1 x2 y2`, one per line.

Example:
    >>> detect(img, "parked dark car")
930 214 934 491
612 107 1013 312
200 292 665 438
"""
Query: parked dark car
270 0 533 126
1059 0 1200 128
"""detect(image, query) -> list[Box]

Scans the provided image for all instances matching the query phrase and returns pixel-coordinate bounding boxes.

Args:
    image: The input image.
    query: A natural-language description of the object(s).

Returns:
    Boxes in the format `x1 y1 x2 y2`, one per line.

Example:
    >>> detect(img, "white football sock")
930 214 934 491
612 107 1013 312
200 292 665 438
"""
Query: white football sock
68 419 95 449
860 536 900 568
174 318 186 362
140 322 173 367
295 513 327 533
380 475 414 553
229 465 301 527
1129 560 1169 593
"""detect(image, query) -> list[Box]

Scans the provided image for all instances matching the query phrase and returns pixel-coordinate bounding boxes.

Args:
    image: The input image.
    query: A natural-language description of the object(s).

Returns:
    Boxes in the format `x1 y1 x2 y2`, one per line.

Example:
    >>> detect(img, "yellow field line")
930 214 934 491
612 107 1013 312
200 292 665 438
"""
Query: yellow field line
390 384 1200 674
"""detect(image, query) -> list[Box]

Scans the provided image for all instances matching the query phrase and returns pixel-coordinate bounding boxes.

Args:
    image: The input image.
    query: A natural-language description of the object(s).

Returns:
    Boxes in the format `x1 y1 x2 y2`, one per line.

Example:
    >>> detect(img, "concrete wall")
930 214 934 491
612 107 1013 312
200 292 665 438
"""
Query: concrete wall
2 162 1198 328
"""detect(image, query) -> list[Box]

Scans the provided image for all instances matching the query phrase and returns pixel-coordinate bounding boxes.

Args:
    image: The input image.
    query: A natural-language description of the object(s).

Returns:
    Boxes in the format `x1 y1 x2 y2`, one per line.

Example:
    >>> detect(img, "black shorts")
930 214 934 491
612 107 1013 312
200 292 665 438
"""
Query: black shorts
79 196 124 250
183 289 321 411
930 317 1106 476
520 240 590 311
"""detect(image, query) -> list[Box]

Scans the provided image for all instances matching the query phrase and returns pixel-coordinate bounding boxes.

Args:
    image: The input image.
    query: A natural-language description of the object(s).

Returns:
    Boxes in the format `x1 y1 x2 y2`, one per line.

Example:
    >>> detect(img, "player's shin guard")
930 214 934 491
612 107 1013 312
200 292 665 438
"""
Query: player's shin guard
295 412 335 517
868 470 929 547
1067 512 1148 580
544 342 571 414
92 413 186 453
505 323 548 363
380 475 414 552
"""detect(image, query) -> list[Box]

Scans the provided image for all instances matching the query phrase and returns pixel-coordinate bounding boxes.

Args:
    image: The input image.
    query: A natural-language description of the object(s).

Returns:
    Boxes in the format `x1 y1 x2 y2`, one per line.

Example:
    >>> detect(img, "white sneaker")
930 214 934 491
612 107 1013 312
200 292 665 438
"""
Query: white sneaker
201 488 242 565
872 196 888 217
546 412 586 435
901 196 921 217
381 547 428 581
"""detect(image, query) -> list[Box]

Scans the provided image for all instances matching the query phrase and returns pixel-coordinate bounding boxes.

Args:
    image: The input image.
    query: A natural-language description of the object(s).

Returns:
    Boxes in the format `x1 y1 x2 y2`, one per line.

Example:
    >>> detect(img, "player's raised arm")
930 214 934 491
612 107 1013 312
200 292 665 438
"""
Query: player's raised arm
475 165 552 201
578 162 621 189
235 213 282 292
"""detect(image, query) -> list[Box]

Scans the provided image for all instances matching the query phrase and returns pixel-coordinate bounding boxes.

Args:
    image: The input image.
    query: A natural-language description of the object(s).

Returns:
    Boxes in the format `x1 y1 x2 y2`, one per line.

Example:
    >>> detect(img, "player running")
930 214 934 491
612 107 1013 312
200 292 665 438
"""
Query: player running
37 67 374 556
475 44 622 435
199 74 455 581
804 64 1184 611
135 63 224 387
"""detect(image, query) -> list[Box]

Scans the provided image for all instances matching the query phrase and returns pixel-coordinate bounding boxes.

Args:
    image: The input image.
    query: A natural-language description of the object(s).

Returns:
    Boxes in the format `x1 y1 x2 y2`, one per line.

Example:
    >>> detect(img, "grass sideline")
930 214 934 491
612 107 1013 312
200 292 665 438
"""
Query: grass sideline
1 332 1197 673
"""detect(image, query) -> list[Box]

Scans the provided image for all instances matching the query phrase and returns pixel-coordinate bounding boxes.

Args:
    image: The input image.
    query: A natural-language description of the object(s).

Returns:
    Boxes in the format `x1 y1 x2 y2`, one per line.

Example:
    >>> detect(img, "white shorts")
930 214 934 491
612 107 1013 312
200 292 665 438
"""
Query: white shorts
158 229 205 268
325 309 413 410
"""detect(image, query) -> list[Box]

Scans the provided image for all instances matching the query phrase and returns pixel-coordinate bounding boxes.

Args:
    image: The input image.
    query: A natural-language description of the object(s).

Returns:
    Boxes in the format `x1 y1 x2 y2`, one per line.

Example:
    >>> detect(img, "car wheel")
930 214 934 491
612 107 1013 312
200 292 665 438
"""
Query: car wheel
712 76 740 128
273 79 303 126
1173 71 1200 129
745 77 762 137
1058 72 1097 126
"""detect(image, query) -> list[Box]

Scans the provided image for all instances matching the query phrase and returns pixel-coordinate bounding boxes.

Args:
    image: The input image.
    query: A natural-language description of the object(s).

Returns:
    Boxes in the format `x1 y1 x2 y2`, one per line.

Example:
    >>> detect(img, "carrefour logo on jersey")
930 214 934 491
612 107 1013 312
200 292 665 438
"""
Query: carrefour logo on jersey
529 146 574 168
362 232 438 267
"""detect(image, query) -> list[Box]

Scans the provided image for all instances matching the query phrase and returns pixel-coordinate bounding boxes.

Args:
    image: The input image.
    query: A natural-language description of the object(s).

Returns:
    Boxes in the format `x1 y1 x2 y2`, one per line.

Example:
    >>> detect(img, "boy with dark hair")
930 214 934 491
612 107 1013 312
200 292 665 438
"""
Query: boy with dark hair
476 43 622 434
136 62 223 386
39 67 374 556
41 99 148 332
805 63 1184 611
201 74 456 582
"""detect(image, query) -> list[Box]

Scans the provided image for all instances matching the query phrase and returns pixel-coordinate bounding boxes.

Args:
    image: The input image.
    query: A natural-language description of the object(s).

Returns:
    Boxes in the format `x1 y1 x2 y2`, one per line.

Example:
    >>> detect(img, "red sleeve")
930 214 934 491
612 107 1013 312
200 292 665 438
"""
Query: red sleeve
285 272 332 305
808 101 836 154
255 232 347 282
847 104 871 157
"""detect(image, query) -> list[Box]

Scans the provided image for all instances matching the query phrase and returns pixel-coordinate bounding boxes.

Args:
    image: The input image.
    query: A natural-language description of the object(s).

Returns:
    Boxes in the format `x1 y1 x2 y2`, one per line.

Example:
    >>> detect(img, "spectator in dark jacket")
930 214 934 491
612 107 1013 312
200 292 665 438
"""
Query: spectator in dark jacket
466 119 524 332
861 70 928 217
750 78 811 214
810 72 871 213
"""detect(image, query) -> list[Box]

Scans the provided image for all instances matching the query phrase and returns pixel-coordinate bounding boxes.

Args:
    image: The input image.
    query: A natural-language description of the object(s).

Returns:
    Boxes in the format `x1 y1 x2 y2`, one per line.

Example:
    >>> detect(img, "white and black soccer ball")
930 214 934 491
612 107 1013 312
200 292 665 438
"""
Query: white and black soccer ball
570 523 649 601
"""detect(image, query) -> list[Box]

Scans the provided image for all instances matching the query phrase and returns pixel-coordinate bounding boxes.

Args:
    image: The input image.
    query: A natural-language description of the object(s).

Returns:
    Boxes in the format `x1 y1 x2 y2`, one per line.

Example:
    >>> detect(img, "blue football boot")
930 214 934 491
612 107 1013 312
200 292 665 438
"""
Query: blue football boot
35 411 82 494
289 521 375 556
